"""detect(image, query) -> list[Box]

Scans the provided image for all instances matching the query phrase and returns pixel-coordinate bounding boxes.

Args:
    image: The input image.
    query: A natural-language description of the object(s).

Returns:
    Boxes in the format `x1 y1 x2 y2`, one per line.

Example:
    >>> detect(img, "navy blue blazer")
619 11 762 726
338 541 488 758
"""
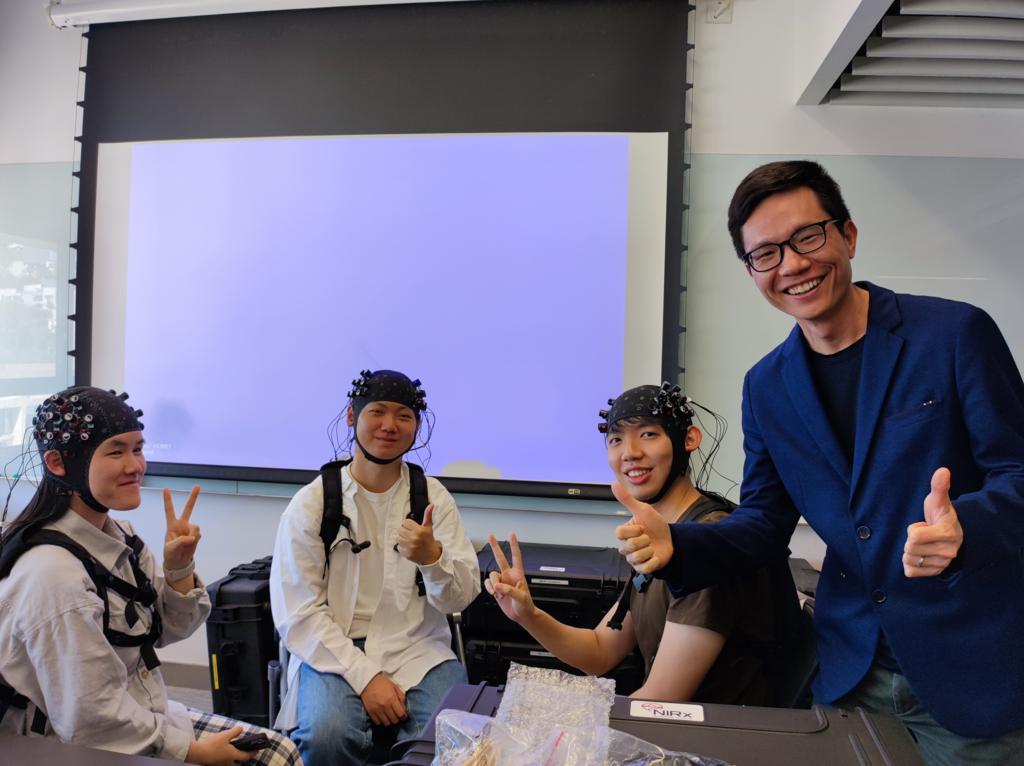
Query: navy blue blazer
662 282 1024 738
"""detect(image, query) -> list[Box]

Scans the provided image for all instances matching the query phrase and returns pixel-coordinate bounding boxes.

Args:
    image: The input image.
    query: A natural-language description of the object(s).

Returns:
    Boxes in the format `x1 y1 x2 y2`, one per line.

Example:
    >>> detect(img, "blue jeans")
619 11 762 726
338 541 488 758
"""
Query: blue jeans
291 656 466 766
828 663 1024 766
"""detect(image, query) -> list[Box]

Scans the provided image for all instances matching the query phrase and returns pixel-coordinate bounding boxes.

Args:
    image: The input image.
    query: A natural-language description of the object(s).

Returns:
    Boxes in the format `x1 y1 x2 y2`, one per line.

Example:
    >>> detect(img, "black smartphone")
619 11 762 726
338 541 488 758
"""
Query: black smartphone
230 732 270 752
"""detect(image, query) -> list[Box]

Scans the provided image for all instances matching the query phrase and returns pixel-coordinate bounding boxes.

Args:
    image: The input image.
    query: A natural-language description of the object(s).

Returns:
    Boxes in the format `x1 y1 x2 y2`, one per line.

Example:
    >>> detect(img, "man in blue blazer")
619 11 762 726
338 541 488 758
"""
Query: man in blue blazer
613 161 1024 766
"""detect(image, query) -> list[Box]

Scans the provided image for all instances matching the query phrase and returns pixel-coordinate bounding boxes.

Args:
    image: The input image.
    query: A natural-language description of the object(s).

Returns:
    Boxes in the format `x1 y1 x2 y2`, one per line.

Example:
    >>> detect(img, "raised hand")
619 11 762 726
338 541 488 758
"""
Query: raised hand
484 533 536 624
360 672 407 727
396 504 442 565
163 485 202 571
612 482 673 575
903 467 964 577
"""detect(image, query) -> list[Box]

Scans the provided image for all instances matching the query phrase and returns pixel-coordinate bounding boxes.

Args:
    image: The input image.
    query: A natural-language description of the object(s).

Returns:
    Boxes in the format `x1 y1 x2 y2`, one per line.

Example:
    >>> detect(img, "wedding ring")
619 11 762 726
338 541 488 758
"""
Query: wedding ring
917 556 925 568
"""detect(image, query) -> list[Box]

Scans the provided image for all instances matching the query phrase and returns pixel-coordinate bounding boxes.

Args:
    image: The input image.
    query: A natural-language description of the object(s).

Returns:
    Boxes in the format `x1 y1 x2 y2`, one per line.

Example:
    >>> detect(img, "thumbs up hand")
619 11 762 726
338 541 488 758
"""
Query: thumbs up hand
613 482 673 575
903 467 964 578
397 504 442 565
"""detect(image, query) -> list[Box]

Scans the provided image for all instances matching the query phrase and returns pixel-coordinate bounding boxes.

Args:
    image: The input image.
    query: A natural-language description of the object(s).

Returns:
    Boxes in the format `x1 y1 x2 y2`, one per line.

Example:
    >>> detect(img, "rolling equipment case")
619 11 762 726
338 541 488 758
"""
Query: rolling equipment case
205 556 278 727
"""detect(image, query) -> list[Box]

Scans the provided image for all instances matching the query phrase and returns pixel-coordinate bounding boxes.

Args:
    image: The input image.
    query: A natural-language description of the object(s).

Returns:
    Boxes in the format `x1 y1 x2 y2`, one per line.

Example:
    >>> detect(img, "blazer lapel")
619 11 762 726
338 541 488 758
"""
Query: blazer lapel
781 325 851 484
850 284 904 495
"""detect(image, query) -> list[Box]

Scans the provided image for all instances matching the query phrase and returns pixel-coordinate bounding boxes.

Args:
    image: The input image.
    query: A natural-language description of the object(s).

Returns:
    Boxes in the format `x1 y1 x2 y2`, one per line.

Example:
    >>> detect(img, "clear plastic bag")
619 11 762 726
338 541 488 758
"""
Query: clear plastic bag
495 663 615 762
433 664 733 766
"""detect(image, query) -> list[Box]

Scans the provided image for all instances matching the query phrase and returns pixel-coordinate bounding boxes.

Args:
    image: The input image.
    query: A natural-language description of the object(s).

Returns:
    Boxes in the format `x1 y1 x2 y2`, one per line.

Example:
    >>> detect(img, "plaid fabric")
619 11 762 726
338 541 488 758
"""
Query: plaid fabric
188 708 303 766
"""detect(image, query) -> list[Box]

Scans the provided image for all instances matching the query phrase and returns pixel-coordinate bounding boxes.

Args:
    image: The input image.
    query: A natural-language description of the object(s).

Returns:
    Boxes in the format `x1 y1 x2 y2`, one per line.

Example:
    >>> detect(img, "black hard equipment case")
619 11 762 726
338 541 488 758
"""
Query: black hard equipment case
461 541 644 694
205 556 278 727
384 682 926 766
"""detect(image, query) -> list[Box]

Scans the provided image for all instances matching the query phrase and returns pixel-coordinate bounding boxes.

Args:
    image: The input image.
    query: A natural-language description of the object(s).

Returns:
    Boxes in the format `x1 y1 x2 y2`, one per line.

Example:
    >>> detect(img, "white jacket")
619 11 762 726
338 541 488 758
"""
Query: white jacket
0 510 210 761
270 463 480 730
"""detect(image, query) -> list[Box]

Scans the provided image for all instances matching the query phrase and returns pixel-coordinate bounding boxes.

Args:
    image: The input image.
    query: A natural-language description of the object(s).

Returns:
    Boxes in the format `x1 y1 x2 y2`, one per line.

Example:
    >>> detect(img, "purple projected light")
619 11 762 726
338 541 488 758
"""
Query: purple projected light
125 134 629 484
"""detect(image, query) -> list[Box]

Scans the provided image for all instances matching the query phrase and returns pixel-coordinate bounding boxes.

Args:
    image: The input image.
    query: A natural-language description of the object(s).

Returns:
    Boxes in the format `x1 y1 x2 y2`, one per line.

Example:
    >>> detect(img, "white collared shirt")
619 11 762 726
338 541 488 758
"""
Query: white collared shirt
270 462 480 729
0 510 210 760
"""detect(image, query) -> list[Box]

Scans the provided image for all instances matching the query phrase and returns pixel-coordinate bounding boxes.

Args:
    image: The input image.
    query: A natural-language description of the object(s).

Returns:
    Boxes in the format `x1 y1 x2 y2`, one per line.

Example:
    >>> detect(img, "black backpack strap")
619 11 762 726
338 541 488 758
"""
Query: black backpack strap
121 533 158 607
406 463 430 524
319 458 354 578
6 529 163 670
0 526 164 731
606 581 632 631
406 463 430 597
318 459 431 596
607 570 652 631
30 707 47 735
12 530 115 633
0 681 47 735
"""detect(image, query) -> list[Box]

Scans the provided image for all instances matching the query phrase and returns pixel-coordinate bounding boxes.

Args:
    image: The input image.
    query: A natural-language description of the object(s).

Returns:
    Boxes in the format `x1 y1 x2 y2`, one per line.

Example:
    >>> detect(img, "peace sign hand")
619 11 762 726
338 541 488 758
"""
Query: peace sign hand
484 533 536 624
163 485 202 571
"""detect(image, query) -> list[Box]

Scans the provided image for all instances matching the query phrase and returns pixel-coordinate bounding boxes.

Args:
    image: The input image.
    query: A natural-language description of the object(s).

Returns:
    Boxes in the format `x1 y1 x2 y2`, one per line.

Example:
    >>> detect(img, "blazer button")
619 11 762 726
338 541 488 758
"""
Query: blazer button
872 590 886 604
857 525 871 540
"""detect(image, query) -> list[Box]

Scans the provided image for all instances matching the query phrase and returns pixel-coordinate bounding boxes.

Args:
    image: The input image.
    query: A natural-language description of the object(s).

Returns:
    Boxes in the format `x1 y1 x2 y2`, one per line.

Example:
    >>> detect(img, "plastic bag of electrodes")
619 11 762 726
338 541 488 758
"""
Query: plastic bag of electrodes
432 664 734 766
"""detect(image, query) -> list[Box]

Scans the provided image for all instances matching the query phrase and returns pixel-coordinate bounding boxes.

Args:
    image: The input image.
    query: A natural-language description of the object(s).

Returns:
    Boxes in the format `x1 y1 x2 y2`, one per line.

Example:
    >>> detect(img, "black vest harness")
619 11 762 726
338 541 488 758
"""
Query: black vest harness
0 524 163 733
318 459 431 596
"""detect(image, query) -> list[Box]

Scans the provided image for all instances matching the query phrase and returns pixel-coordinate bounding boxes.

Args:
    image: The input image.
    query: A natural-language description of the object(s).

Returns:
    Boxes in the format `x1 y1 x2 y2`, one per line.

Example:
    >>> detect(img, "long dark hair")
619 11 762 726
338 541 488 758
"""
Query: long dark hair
0 474 71 549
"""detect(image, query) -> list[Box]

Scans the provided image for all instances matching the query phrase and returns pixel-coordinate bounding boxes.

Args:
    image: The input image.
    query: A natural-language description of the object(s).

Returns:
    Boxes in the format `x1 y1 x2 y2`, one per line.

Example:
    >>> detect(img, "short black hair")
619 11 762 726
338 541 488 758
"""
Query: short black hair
727 160 852 260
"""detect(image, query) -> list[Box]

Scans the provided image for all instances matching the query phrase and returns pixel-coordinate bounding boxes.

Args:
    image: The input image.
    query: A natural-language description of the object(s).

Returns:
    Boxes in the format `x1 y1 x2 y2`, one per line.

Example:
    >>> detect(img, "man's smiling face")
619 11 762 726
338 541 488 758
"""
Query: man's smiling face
742 186 858 328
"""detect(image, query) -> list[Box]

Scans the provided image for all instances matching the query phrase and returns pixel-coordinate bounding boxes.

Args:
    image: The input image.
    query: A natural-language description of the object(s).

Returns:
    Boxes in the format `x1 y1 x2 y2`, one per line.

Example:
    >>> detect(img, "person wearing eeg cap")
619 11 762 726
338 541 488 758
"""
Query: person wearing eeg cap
0 387 301 766
270 369 479 766
485 383 797 705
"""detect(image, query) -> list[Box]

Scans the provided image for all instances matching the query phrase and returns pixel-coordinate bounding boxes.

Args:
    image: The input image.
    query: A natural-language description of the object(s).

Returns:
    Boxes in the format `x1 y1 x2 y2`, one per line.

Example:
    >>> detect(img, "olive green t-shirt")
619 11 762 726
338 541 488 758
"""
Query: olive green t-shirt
626 495 779 706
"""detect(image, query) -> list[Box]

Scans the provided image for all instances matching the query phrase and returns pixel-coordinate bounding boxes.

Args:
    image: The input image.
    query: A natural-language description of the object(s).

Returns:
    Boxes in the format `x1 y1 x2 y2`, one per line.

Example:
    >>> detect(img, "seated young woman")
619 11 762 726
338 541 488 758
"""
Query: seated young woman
0 386 301 766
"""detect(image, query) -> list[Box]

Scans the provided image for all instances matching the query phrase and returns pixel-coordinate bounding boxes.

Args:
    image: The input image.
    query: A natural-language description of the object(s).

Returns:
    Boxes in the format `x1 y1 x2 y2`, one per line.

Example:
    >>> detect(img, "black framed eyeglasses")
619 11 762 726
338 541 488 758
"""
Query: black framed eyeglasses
743 219 841 273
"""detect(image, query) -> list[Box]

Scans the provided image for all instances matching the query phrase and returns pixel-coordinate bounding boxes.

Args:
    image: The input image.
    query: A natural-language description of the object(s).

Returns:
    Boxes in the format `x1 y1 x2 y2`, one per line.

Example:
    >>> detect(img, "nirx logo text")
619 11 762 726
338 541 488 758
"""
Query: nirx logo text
639 702 693 719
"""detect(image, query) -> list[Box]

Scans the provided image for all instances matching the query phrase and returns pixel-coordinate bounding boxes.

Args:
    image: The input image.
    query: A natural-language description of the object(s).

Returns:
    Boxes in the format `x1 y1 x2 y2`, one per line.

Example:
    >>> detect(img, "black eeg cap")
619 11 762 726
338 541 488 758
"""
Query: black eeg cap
598 382 693 435
599 382 694 505
348 369 427 422
347 370 427 465
32 387 145 513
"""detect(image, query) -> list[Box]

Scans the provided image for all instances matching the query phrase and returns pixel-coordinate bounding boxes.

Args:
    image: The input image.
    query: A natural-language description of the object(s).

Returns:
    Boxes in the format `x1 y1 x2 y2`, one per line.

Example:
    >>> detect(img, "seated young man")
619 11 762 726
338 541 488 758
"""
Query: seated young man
485 383 796 704
270 370 480 766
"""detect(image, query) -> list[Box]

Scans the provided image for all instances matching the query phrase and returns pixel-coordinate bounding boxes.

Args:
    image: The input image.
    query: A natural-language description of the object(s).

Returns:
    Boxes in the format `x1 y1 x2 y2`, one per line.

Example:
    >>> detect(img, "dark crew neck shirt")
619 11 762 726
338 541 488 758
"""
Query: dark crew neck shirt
806 335 901 672
806 336 865 465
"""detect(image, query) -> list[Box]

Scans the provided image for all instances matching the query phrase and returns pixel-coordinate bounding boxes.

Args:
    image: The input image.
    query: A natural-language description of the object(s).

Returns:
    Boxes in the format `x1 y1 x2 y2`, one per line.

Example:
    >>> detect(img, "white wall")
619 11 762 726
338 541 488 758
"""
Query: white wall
0 1 82 165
